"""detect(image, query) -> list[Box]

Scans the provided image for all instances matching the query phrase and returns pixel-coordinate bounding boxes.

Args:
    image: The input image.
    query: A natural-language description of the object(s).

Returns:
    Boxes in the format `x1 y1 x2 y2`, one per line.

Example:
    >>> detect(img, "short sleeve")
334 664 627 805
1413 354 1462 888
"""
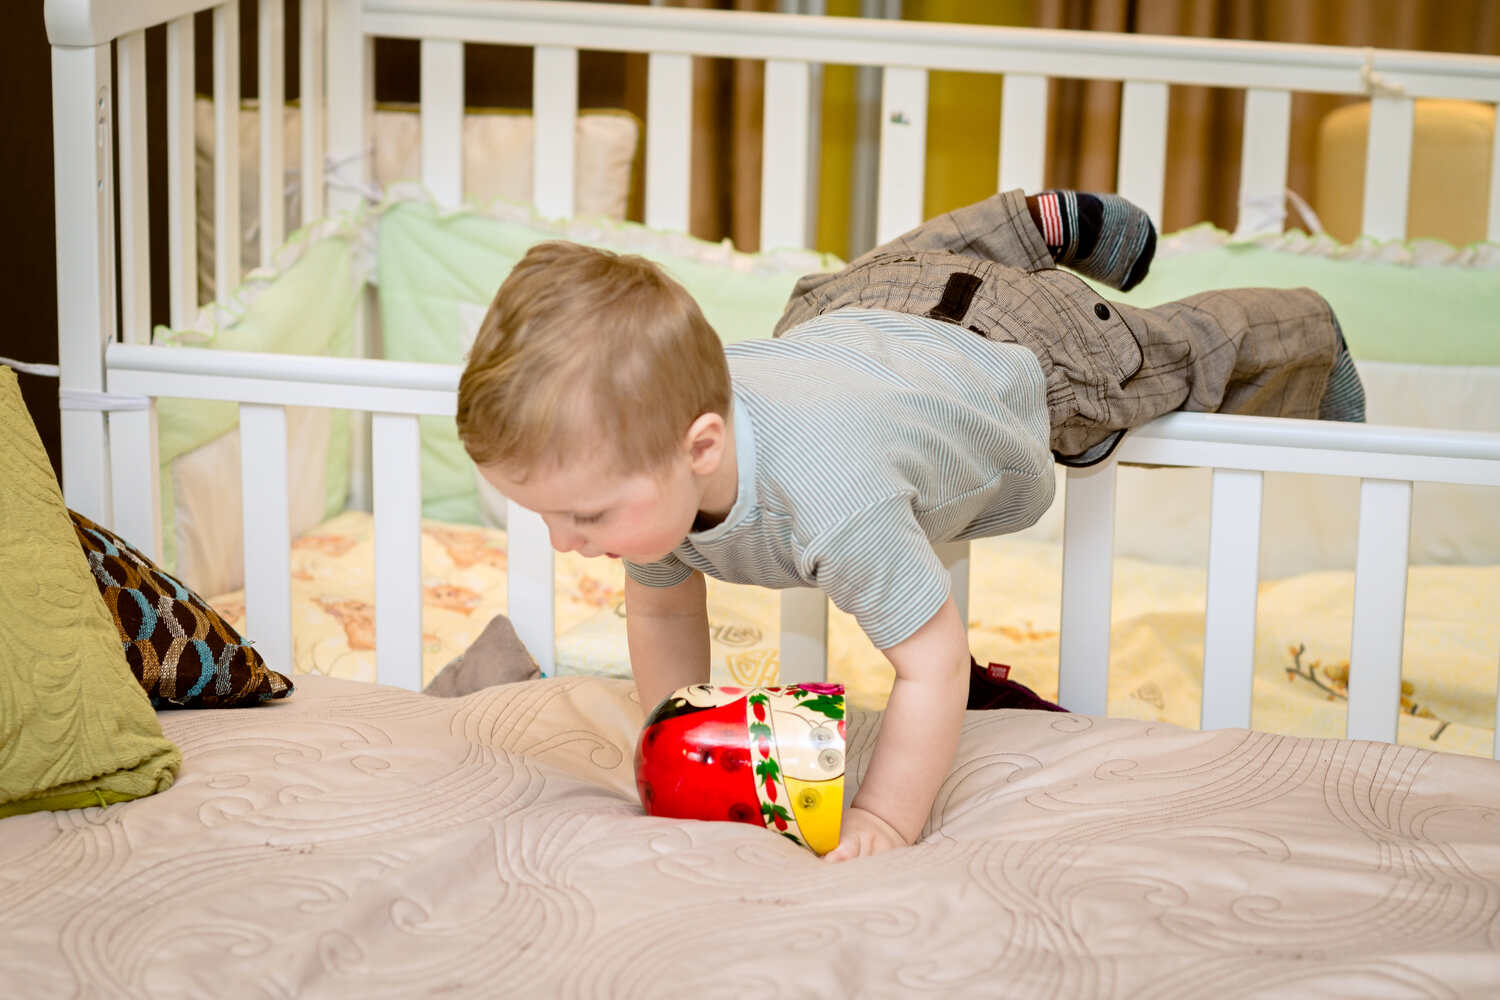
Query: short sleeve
624 551 694 588
804 495 951 650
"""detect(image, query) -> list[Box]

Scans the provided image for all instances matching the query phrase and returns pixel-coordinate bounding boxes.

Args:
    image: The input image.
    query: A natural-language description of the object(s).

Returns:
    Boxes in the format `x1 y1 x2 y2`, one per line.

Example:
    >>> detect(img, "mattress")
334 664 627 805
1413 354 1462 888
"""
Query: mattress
3 673 1499 997
210 511 1500 758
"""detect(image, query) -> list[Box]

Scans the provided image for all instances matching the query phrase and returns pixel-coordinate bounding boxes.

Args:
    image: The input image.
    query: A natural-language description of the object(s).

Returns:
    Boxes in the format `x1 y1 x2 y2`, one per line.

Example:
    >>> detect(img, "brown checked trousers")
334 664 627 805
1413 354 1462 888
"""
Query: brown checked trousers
774 189 1341 465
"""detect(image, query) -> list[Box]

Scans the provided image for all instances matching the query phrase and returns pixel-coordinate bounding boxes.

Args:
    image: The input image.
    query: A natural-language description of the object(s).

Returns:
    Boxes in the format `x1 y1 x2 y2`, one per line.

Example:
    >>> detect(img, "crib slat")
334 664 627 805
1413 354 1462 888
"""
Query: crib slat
935 540 970 638
372 413 424 690
876 66 927 244
108 406 162 565
240 403 294 675
214 1 242 299
1361 95 1415 241
300 0 326 223
258 0 286 265
1200 468 1264 730
1490 108 1500 243
998 72 1047 196
779 589 828 685
52 43 114 524
533 45 578 220
420 39 464 206
1058 461 1118 716
326 0 370 220
1235 88 1291 237
761 59 812 251
166 14 197 328
1346 478 1412 744
117 30 151 346
1117 80 1168 231
645 52 691 233
327 0 373 514
506 503 557 678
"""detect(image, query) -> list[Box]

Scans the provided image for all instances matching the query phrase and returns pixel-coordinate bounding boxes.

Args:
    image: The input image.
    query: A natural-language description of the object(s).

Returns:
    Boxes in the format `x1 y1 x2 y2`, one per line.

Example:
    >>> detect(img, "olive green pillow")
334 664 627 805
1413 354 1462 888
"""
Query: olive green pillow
0 368 181 818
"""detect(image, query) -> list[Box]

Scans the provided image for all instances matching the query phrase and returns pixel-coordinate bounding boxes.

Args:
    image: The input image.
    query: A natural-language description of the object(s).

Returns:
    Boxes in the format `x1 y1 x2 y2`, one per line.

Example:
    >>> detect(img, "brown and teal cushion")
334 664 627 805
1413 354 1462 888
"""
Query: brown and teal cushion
70 510 293 708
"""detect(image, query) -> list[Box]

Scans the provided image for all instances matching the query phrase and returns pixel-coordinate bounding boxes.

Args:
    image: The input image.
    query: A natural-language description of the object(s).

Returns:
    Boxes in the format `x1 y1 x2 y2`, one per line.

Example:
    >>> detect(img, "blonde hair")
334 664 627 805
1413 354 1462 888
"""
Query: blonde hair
457 241 730 478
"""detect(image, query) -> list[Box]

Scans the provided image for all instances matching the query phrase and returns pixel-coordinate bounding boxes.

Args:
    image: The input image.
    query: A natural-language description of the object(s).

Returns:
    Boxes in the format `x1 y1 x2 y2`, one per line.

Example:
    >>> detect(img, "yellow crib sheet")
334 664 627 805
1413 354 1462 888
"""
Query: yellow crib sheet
211 511 1500 758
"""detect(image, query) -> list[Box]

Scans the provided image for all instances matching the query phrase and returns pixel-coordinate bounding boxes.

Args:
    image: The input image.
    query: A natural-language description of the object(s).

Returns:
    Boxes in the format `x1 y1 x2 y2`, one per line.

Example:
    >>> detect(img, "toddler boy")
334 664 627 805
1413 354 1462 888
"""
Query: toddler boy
456 189 1362 862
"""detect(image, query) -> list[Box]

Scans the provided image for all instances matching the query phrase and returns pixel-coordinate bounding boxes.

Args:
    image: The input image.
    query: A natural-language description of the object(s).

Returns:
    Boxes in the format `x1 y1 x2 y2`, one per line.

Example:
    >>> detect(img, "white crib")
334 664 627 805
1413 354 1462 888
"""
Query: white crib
45 0 1500 751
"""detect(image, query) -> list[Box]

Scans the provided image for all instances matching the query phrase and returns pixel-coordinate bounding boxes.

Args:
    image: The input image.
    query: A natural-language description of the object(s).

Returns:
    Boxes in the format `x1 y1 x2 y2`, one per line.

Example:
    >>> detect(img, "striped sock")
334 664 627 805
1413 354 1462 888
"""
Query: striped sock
1320 332 1366 422
1031 191 1157 292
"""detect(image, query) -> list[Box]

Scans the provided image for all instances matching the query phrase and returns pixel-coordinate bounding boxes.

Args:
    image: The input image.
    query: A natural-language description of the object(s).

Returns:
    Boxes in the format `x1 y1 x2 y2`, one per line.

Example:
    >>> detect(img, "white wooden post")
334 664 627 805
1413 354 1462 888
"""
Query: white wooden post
166 14 198 328
936 540 969 638
875 65 927 244
420 38 465 206
300 0 326 224
116 31 151 346
213 1 242 298
1200 468 1264 730
108 405 161 564
1117 80 1168 230
761 59 813 250
1346 478 1412 743
1489 103 1500 243
507 503 557 677
240 403 294 675
51 42 115 525
372 412 424 690
258 0 287 266
1235 88 1291 237
645 52 691 233
533 45 579 220
779 589 828 685
1361 95 1415 241
998 72 1048 196
1057 461 1118 715
326 0 373 511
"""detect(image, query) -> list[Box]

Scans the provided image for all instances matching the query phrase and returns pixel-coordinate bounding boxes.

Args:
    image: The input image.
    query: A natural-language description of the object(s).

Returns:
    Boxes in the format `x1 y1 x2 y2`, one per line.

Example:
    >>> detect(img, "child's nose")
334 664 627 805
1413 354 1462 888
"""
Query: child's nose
546 520 583 553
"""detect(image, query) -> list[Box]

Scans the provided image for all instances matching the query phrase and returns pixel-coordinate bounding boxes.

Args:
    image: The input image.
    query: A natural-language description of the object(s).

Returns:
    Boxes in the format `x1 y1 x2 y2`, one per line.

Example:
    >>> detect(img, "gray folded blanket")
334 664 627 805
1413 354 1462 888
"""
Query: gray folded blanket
423 614 540 696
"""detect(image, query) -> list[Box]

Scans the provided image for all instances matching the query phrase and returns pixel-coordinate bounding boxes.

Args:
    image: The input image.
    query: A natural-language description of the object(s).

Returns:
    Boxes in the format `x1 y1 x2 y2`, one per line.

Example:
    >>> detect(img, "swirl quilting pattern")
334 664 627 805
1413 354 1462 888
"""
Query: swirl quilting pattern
2 674 1499 998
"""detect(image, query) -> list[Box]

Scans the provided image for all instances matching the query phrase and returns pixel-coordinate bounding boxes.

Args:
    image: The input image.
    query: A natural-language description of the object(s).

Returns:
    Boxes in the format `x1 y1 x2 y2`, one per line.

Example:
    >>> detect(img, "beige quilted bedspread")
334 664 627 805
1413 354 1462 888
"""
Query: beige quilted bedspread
4 674 1500 998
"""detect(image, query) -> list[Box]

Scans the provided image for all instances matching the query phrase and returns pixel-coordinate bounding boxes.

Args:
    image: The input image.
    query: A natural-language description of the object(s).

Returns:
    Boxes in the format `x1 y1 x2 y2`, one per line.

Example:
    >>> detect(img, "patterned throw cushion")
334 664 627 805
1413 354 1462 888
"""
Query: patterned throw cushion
70 510 293 708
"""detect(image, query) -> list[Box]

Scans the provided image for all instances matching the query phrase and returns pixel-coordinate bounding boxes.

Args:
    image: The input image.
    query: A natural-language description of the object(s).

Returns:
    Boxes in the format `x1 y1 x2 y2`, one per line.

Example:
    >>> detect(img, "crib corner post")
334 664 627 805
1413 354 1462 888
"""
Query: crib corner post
51 40 117 526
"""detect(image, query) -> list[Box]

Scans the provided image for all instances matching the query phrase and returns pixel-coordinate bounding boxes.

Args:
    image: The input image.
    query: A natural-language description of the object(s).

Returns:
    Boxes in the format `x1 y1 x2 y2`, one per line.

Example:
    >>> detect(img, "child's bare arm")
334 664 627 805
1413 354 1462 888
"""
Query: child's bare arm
625 571 712 712
827 594 969 862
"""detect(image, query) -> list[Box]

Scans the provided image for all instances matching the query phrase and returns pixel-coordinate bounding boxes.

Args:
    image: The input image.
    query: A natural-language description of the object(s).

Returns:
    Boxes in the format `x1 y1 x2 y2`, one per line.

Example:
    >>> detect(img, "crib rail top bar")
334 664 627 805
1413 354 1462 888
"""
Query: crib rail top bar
108 342 459 392
1117 412 1500 488
44 0 222 47
364 0 1500 98
1130 411 1500 463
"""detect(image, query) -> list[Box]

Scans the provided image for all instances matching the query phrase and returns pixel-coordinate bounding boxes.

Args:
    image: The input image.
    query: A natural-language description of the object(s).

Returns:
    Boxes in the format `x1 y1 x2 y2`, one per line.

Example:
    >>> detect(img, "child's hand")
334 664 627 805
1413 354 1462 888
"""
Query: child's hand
824 805 909 862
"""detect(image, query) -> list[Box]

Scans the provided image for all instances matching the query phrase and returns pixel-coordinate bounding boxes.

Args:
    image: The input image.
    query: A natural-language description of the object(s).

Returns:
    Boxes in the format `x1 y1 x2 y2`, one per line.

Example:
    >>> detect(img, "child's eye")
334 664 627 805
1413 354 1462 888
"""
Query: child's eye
573 511 606 525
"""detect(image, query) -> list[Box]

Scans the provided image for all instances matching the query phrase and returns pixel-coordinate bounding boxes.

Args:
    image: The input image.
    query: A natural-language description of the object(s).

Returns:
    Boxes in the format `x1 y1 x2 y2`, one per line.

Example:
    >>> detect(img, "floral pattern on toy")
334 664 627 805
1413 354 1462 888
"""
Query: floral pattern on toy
635 683 846 854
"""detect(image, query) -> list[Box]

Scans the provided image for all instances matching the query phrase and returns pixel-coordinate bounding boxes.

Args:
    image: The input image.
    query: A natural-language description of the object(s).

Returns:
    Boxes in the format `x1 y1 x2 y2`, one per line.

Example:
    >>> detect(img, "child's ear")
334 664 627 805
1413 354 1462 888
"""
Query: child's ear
683 411 727 473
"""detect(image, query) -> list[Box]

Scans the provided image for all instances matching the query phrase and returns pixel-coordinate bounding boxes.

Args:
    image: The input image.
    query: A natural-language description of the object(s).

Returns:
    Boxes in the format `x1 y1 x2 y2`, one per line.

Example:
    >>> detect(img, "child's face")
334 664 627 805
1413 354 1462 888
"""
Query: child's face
479 453 700 564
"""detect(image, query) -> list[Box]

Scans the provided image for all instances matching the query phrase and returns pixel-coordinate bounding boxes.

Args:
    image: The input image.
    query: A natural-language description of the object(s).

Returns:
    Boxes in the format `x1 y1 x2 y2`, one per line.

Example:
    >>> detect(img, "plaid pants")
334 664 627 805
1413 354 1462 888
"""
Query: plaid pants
775 190 1340 463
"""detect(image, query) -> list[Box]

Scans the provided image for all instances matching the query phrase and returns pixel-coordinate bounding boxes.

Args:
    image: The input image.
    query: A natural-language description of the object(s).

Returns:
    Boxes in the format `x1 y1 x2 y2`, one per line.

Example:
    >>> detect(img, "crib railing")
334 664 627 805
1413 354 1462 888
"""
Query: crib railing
48 0 1500 531
47 1 1500 752
104 340 1500 755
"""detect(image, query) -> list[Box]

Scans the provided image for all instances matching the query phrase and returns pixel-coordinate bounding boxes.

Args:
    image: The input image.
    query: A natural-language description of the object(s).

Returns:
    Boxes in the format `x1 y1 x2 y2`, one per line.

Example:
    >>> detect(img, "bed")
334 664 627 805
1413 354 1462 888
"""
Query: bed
13 0 1500 994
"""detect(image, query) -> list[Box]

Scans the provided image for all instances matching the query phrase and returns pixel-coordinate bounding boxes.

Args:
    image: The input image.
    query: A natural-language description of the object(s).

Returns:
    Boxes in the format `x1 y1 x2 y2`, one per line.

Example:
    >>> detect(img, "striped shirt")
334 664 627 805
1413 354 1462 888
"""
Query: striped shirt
624 308 1054 650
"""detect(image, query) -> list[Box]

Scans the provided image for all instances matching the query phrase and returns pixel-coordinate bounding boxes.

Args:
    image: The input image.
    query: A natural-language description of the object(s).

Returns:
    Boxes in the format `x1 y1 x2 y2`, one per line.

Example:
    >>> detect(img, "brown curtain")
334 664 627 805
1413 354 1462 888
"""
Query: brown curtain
1035 0 1500 233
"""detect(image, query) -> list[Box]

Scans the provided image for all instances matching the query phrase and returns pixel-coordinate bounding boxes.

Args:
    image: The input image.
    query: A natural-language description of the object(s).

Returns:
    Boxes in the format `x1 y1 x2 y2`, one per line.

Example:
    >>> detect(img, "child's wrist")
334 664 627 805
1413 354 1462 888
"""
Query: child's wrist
848 798 918 846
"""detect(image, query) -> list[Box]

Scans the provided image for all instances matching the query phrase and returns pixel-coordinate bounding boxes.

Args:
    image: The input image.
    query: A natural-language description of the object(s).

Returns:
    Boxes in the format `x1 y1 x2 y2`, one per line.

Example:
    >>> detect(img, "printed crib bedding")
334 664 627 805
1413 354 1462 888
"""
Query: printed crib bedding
4 672 1500 997
208 510 1500 758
